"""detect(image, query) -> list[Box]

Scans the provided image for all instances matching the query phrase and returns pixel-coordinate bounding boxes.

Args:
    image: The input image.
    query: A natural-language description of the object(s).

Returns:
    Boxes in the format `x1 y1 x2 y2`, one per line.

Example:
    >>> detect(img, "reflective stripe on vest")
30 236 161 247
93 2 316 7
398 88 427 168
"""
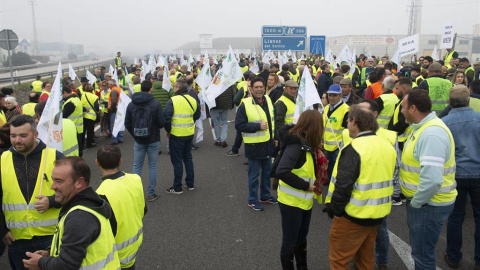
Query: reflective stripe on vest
277 152 318 210
51 205 120 269
63 119 79 157
392 103 413 142
444 51 455 68
241 97 274 144
63 96 84 133
96 173 145 268
171 95 197 137
275 95 295 124
377 93 399 128
323 103 349 151
399 117 457 204
325 134 396 219
1 148 60 240
81 92 98 121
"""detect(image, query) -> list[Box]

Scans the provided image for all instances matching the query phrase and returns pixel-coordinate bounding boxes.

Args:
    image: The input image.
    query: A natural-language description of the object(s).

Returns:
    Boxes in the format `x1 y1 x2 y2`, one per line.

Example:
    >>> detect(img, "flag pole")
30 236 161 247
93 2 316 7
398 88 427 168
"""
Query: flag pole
38 109 55 195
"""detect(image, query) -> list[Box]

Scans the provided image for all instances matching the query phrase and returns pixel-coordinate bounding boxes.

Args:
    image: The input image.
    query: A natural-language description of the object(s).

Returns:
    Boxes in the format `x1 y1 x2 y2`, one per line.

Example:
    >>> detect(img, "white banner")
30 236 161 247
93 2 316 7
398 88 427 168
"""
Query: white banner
398 34 419 58
440 23 455 49
294 67 321 123
68 64 77 81
431 45 440 61
112 91 131 137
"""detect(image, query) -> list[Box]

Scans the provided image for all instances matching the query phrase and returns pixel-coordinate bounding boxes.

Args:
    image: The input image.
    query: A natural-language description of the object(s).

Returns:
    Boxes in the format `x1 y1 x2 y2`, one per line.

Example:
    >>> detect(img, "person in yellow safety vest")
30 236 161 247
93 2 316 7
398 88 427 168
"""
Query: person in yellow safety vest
0 94 6 126
274 110 325 270
23 157 121 270
289 62 300 83
375 76 399 129
444 48 458 69
274 80 298 144
77 77 90 96
33 101 79 157
175 65 189 80
132 76 141 93
239 59 249 74
312 59 322 77
438 80 480 117
30 75 43 92
62 85 85 157
418 63 453 115
99 81 111 137
95 145 146 269
81 84 99 148
341 65 353 80
116 70 130 95
39 81 53 102
115 51 122 69
388 77 413 150
459 57 475 85
22 92 41 116
235 77 277 211
164 78 200 194
398 90 457 269
410 66 424 86
323 84 349 184
324 106 396 270
360 58 375 89
1 115 64 269
128 67 137 83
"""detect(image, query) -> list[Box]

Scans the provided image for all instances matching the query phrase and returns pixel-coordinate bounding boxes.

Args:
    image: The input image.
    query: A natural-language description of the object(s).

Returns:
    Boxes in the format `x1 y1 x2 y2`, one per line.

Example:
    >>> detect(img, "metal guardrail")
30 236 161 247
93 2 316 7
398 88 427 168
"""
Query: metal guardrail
0 60 113 86
0 59 89 74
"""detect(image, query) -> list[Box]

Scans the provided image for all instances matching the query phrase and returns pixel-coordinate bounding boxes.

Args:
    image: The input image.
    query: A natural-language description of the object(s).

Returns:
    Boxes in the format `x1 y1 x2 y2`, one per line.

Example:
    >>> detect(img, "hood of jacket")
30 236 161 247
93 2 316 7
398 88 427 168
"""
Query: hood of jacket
152 81 164 90
59 187 112 220
132 91 154 105
279 124 301 145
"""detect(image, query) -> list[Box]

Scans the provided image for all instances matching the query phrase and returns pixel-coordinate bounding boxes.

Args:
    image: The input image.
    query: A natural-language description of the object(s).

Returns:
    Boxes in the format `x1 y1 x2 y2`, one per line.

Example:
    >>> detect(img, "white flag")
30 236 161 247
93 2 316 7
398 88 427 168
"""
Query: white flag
86 70 96 85
68 64 77 81
133 58 139 66
294 67 321 123
350 48 356 75
112 67 119 87
157 55 166 67
195 94 207 143
431 45 439 61
125 68 134 95
188 54 195 64
249 59 259 74
204 46 243 109
162 61 171 91
196 62 212 91
112 91 131 137
325 48 334 63
38 62 63 152
109 65 115 75
391 47 401 66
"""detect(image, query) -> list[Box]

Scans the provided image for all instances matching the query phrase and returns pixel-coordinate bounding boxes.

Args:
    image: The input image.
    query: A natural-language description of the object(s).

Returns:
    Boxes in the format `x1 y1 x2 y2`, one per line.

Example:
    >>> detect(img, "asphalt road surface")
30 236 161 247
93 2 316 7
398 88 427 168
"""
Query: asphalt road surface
0 110 476 269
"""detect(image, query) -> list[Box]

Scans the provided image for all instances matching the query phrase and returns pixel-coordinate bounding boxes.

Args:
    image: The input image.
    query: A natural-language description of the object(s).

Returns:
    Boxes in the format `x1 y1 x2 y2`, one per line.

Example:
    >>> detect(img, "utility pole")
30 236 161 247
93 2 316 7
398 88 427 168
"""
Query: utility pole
29 0 39 55
407 0 422 36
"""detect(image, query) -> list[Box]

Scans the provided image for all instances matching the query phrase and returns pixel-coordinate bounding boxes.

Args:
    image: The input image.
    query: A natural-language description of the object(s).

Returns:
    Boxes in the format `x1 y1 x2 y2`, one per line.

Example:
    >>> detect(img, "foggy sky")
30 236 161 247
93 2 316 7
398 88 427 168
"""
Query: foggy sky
0 0 479 57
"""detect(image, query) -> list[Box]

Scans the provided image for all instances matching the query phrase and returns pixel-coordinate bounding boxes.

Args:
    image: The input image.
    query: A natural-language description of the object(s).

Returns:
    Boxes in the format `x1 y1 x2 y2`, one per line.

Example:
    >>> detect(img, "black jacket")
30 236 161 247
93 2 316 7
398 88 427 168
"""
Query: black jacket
235 96 274 159
62 94 82 119
164 89 201 139
213 85 235 110
274 92 295 140
317 72 333 98
274 125 317 191
325 131 384 226
38 187 113 270
268 85 284 104
125 92 165 144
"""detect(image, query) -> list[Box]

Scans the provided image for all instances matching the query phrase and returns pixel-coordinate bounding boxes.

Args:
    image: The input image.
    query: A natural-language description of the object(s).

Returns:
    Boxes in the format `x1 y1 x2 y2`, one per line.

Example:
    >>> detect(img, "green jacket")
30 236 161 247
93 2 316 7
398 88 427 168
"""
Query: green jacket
151 81 174 109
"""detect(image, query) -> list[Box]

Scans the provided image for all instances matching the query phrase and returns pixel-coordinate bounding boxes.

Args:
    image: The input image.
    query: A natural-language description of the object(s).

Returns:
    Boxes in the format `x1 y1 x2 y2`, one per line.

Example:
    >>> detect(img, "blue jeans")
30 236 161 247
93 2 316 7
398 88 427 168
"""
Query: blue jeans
169 136 194 190
133 141 160 196
110 112 124 143
446 178 480 266
210 108 229 142
325 149 339 180
8 235 52 270
247 158 273 203
279 202 312 255
375 217 389 265
406 200 454 270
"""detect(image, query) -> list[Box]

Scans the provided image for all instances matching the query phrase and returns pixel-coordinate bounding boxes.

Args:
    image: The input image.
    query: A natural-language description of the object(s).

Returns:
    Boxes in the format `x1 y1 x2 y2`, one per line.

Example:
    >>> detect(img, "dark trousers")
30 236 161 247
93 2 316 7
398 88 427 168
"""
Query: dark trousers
169 136 194 190
325 149 339 181
8 235 53 270
231 129 243 153
77 132 84 157
84 118 96 146
279 202 312 255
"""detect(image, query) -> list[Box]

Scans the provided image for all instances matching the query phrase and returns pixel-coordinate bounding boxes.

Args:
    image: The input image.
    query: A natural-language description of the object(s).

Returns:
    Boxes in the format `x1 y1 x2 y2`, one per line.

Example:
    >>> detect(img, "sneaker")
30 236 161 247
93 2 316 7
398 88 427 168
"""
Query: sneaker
183 184 195 191
221 141 228 148
214 141 221 146
148 193 159 202
260 197 278 204
110 142 118 145
225 150 239 157
400 193 407 202
118 141 124 144
158 150 162 155
392 197 403 206
165 187 183 195
248 201 264 211
192 144 198 150
444 254 459 269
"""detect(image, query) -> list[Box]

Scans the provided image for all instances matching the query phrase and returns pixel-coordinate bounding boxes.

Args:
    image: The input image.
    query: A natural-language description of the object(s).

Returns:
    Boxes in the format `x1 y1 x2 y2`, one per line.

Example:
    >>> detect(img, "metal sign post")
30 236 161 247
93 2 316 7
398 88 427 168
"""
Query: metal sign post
0 29 19 89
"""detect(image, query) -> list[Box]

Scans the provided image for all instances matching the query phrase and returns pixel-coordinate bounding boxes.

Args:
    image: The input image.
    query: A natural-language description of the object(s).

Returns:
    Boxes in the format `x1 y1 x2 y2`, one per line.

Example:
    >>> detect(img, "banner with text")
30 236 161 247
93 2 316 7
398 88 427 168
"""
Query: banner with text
440 23 455 49
397 34 419 58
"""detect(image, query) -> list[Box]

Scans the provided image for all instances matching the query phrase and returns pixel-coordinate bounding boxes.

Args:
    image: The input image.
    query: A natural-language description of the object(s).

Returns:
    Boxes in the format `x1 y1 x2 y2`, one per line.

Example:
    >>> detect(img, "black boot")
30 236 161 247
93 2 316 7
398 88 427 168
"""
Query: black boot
294 242 308 270
280 253 295 270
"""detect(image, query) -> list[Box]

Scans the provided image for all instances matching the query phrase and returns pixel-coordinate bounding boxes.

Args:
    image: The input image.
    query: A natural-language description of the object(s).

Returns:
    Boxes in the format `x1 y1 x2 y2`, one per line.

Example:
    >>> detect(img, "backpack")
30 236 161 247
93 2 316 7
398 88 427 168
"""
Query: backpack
132 101 153 139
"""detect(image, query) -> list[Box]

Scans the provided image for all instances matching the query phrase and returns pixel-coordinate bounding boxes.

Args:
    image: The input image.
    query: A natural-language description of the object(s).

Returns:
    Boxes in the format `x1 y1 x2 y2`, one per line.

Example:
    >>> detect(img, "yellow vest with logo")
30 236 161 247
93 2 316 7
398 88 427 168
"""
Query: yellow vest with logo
1 148 59 240
50 205 120 270
278 151 320 210
62 119 79 157
275 95 295 124
97 173 144 268
81 92 99 121
63 96 84 134
323 103 349 152
326 135 396 219
399 117 457 204
242 96 274 144
377 93 399 129
171 95 197 137
392 103 413 143
31 80 43 92
22 103 37 116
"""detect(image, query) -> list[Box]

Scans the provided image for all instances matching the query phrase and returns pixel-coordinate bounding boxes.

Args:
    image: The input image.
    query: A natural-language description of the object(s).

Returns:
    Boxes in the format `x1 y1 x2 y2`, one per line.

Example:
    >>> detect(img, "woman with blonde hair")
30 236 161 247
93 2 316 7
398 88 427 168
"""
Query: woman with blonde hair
273 109 327 270
267 73 284 103
452 70 467 86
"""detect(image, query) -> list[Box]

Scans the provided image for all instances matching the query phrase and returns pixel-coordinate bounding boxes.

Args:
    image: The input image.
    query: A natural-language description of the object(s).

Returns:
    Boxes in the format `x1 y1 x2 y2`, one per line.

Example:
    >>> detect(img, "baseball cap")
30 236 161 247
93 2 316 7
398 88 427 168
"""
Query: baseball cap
284 80 298 88
395 68 410 78
428 63 442 72
326 84 342 94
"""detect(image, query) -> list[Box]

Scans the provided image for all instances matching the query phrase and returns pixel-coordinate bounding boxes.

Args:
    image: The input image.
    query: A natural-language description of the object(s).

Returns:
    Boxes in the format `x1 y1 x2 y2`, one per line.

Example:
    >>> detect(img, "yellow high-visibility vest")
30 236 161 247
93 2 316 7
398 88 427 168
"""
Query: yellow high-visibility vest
242 96 274 144
171 95 197 137
323 103 349 151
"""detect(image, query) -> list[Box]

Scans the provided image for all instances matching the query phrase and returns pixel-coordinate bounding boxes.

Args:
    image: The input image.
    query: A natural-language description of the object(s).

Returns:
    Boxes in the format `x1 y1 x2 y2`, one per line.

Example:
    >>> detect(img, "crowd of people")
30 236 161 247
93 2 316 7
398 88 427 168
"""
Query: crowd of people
0 48 478 269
